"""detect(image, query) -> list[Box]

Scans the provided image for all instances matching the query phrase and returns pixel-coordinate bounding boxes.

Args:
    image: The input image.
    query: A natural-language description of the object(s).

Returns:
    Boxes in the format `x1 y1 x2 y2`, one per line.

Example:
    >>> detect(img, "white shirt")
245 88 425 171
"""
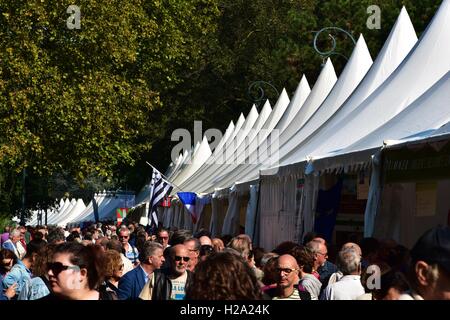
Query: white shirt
321 275 365 300
121 253 134 275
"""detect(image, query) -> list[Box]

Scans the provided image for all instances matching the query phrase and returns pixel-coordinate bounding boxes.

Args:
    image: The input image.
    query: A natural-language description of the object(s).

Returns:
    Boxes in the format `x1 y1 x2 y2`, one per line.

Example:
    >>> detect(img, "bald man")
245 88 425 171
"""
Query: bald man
273 254 311 300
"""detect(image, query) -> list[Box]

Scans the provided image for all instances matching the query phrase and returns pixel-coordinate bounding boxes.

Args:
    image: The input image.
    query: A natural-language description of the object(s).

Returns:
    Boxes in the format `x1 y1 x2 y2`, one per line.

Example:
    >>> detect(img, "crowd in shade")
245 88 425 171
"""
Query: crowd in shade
0 221 449 300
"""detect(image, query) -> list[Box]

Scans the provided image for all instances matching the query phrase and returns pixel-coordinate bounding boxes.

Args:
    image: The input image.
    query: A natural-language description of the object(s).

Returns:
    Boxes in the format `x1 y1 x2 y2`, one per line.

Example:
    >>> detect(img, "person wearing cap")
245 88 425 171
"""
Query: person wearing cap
398 226 450 300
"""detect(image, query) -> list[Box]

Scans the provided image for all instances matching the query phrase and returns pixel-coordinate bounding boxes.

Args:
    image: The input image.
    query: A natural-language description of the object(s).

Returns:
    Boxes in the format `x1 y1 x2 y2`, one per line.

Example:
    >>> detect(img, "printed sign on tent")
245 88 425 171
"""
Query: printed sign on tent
116 208 129 225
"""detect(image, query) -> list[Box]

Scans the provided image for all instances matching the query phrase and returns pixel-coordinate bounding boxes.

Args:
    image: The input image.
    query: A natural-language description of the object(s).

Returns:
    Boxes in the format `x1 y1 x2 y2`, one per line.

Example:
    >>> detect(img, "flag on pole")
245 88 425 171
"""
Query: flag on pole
177 192 198 224
148 167 173 230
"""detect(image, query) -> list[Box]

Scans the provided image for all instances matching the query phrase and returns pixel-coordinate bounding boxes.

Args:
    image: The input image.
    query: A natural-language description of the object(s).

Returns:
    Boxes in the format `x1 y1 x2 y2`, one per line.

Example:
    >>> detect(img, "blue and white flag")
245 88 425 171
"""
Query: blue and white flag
177 192 198 224
148 167 173 229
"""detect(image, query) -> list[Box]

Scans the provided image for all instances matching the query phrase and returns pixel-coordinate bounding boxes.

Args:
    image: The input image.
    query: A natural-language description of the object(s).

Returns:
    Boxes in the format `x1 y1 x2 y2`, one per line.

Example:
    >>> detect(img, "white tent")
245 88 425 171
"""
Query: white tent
176 113 247 193
172 135 212 186
54 198 87 227
215 59 338 191
282 1 449 166
255 6 421 248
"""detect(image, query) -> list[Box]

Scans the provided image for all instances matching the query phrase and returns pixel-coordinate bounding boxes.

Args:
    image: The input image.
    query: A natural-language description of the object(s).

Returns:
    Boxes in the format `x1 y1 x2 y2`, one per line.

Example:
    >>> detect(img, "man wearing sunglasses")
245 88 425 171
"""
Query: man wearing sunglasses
119 228 139 266
151 244 194 300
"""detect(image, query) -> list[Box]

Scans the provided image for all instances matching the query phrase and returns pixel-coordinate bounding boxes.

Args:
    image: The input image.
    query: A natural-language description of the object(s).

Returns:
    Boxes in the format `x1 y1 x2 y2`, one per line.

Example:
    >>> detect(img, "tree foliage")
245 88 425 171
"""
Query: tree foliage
0 0 443 218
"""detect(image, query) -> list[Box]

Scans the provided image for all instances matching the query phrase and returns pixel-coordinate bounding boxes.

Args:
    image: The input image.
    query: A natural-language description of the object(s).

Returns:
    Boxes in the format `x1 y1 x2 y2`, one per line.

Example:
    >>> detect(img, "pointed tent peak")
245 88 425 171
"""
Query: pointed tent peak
261 99 272 112
248 104 259 119
320 58 337 80
201 134 209 144
299 74 311 91
71 199 77 205
193 140 201 154
274 88 290 107
259 98 272 115
236 113 245 126
355 33 371 55
290 74 311 103
395 5 417 38
315 58 337 86
343 33 373 70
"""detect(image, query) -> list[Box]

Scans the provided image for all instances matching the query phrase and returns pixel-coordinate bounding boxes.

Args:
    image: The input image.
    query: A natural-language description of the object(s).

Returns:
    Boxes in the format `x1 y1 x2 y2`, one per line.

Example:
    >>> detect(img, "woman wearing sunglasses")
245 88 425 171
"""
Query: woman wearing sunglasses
42 242 107 300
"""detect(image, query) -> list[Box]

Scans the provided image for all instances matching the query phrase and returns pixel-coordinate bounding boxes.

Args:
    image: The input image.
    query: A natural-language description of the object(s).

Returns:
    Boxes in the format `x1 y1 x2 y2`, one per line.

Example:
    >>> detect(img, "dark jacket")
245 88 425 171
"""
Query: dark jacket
152 268 194 300
117 266 146 300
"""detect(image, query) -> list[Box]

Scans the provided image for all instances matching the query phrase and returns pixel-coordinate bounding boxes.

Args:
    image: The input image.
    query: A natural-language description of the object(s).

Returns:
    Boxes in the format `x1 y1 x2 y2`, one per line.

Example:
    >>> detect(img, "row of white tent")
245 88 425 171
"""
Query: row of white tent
26 192 136 227
139 1 450 249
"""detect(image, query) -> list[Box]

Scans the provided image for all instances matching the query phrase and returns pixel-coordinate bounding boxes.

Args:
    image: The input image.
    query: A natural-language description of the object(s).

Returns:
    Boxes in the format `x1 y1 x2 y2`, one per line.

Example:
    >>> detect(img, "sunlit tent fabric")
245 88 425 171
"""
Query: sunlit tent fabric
176 113 247 193
67 193 105 225
193 102 265 193
170 120 237 188
215 59 337 191
171 135 212 186
282 1 449 166
54 198 87 227
187 107 259 193
49 198 76 225
255 6 420 248
207 75 311 195
311 71 450 174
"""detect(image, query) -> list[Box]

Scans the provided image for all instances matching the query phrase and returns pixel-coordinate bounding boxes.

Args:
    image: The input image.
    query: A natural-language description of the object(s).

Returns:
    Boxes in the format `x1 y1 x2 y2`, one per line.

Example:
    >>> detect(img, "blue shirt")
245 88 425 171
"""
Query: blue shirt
2 260 32 297
318 260 338 285
18 276 50 300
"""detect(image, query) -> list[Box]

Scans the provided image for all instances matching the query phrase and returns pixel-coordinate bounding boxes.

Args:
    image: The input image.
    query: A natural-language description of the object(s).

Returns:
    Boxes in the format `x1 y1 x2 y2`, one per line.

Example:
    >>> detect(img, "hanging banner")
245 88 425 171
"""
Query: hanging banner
162 196 172 208
116 208 129 225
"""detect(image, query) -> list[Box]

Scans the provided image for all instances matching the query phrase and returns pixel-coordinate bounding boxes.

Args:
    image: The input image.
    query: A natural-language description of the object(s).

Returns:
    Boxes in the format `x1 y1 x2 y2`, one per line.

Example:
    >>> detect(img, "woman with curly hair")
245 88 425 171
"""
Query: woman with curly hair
98 249 123 299
185 251 263 300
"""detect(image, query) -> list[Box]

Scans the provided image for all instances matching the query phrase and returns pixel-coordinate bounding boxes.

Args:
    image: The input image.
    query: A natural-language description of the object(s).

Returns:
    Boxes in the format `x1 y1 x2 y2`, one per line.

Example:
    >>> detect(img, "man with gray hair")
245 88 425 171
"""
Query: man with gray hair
2 229 22 259
321 248 365 300
118 241 165 300
306 238 337 285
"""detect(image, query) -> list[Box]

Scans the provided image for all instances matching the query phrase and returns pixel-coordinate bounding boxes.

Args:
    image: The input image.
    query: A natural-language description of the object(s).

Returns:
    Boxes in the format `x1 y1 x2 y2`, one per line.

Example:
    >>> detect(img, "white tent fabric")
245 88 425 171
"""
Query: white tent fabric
49 198 76 225
188 105 260 192
277 75 311 132
218 60 337 190
311 71 450 173
206 89 290 189
259 6 417 174
68 193 105 224
177 113 246 193
255 6 420 247
47 199 72 225
277 35 373 164
346 71 450 153
198 101 271 193
172 135 212 186
54 198 87 227
283 0 450 166
244 183 259 241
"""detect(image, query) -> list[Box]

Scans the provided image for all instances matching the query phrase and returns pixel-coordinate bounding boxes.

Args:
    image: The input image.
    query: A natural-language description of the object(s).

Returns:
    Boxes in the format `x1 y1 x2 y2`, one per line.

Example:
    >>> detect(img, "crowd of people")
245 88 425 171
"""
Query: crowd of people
1 221 449 300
